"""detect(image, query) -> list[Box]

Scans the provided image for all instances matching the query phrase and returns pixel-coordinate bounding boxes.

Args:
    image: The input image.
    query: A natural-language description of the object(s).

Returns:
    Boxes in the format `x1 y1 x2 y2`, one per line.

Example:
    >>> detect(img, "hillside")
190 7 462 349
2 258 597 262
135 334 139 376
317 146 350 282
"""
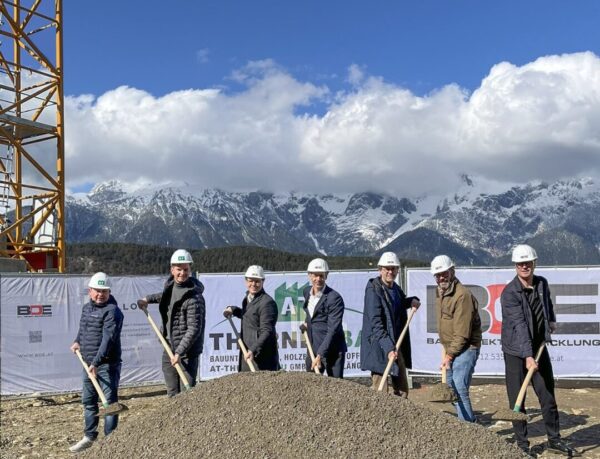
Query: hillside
66 243 426 275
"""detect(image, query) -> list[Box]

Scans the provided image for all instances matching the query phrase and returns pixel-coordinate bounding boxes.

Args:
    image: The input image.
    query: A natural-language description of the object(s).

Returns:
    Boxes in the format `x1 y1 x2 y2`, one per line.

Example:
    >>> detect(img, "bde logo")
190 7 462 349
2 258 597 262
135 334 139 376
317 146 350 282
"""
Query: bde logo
425 283 599 335
17 304 53 317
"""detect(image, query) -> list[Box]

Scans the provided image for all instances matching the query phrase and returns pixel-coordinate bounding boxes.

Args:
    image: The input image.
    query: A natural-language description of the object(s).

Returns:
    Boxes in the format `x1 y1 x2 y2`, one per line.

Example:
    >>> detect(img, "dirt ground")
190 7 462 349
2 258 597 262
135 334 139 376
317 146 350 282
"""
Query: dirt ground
1 377 598 458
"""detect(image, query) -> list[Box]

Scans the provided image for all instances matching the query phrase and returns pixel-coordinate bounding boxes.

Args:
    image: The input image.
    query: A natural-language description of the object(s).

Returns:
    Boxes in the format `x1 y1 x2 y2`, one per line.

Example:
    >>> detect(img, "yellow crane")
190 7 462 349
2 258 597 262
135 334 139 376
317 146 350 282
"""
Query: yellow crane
0 0 65 272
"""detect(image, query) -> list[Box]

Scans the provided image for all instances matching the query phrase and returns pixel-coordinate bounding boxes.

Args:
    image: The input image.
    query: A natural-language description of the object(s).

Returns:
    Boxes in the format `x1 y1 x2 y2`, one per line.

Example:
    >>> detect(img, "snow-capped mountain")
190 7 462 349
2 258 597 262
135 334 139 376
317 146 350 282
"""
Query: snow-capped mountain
66 176 600 265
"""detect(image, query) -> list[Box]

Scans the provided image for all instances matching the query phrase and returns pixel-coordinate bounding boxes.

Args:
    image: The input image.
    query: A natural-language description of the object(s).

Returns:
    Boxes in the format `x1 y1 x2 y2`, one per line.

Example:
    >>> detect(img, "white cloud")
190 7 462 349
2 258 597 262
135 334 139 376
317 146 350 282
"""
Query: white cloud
346 64 365 86
196 48 210 64
65 52 600 196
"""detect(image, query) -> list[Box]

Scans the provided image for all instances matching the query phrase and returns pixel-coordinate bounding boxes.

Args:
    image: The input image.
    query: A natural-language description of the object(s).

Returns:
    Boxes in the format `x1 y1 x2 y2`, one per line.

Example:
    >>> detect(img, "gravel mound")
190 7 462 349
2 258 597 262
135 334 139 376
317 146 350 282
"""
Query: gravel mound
84 372 526 459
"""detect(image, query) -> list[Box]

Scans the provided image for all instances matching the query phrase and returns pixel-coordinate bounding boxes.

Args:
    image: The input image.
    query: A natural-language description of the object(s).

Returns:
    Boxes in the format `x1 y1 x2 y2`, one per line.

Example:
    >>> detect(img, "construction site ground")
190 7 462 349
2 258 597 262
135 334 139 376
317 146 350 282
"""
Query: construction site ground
1 377 598 458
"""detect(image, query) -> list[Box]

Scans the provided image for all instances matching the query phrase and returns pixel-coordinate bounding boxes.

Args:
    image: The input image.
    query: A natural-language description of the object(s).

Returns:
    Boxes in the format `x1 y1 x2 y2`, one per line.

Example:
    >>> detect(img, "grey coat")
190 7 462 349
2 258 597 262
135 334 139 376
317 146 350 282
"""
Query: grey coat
231 289 280 371
147 275 206 357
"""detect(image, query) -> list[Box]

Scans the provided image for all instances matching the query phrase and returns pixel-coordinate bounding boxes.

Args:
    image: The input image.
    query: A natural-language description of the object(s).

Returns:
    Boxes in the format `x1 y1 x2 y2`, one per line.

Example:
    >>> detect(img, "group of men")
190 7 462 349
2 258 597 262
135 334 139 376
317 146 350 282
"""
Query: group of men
69 245 578 457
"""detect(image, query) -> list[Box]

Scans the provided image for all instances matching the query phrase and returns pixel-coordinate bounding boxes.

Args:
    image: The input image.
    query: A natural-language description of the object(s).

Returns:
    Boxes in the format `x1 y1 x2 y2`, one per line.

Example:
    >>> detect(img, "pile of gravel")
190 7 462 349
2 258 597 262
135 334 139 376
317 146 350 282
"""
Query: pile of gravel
84 372 526 458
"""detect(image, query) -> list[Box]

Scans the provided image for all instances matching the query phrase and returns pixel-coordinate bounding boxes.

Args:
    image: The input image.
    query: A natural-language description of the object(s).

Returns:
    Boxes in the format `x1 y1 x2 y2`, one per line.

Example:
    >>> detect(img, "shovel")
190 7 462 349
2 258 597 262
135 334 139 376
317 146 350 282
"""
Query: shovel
492 342 546 421
74 350 127 416
139 302 192 390
378 307 417 392
427 348 458 403
299 323 321 375
227 316 257 372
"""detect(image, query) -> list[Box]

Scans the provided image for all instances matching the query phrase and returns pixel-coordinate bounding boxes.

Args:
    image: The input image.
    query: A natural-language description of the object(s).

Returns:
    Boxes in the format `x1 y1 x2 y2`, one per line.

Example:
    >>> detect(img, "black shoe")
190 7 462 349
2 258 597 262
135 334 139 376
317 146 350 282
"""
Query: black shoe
547 439 581 457
518 445 534 458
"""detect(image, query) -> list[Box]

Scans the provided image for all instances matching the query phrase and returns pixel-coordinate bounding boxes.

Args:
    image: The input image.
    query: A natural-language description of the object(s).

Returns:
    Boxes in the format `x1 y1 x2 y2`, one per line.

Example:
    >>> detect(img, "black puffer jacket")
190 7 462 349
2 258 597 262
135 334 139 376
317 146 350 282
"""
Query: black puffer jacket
147 276 206 357
75 295 123 367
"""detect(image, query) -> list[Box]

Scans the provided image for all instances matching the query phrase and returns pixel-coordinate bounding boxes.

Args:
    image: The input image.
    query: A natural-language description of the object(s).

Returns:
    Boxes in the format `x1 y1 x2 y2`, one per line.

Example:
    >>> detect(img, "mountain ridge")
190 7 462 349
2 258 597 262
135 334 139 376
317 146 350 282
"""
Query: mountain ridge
66 176 600 265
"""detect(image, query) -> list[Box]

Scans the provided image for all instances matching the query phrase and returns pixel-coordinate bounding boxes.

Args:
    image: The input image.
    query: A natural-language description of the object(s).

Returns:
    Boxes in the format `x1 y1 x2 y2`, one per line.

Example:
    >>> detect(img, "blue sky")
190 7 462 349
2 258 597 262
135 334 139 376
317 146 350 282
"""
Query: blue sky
65 1 599 97
60 1 600 195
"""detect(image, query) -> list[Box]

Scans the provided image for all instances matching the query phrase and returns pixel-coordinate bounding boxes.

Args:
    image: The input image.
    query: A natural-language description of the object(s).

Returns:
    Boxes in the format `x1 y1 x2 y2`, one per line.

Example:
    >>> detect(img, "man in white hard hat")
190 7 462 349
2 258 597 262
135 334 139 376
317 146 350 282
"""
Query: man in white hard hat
360 252 420 397
69 273 124 453
501 245 579 457
300 258 347 378
138 249 206 396
223 265 280 371
431 255 481 423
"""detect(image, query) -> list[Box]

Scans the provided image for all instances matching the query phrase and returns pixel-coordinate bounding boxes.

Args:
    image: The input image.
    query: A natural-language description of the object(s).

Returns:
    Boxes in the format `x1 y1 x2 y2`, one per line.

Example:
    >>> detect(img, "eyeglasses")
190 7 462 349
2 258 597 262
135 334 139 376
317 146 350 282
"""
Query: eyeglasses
380 266 399 272
515 261 534 267
245 278 263 284
434 271 451 279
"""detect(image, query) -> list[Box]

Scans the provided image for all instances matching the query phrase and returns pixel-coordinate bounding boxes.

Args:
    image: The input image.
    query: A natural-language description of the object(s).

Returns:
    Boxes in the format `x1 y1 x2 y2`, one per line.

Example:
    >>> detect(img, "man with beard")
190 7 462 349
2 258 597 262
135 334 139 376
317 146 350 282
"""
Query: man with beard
360 252 420 397
138 249 206 396
431 255 481 423
223 265 280 371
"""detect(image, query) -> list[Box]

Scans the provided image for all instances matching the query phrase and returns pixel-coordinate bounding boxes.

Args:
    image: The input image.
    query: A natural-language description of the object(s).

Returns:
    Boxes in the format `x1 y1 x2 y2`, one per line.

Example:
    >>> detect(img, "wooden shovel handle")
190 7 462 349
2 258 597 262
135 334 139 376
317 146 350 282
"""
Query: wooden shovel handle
441 347 447 384
378 307 417 392
227 316 257 372
302 330 321 374
513 342 546 411
75 349 109 406
142 308 191 388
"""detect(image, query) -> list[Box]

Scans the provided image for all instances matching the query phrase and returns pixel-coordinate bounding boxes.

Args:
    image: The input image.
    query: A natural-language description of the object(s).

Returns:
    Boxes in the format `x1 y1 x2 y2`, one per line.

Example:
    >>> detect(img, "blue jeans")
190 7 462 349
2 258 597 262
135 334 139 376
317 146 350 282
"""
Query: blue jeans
446 347 479 422
82 362 121 439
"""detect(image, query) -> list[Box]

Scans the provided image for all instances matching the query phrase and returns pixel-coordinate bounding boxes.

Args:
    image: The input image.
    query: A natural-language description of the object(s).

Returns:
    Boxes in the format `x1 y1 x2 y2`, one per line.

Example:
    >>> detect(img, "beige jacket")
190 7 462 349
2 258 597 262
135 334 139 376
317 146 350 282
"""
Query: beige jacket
436 278 482 357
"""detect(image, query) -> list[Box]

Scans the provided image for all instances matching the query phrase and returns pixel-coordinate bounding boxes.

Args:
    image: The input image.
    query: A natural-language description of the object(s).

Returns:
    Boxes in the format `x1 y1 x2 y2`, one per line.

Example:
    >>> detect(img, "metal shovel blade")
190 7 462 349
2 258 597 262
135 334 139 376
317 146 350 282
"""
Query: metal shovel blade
491 409 528 422
426 383 458 403
97 402 128 417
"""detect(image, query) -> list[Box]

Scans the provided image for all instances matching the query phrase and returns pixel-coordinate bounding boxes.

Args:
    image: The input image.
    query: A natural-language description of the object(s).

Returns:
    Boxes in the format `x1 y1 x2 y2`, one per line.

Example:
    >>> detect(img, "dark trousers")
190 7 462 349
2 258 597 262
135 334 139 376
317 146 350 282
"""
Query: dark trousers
161 351 198 397
504 349 560 448
371 353 409 396
305 351 345 378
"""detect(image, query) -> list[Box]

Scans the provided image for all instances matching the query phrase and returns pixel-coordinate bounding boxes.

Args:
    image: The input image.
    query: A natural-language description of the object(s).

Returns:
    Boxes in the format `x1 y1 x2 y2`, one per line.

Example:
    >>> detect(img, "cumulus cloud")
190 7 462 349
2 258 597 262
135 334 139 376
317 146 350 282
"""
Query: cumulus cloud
64 52 600 196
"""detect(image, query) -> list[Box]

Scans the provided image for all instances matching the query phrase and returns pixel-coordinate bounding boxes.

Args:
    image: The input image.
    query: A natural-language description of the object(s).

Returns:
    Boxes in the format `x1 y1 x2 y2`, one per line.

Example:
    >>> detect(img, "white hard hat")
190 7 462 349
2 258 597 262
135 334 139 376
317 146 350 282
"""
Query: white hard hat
88 272 110 290
377 252 400 267
245 265 265 279
307 258 329 273
511 244 538 263
430 255 455 274
170 249 193 265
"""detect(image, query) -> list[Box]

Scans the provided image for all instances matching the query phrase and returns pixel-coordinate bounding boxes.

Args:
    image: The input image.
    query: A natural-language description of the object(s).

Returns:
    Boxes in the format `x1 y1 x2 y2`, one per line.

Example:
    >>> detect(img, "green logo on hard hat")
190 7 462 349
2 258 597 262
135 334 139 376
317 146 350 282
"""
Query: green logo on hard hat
98 280 105 285
178 256 185 261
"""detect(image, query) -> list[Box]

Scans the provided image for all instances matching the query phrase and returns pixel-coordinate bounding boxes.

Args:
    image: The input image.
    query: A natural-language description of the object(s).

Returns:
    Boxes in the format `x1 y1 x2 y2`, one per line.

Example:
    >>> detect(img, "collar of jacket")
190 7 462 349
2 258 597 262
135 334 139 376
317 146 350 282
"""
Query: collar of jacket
304 284 329 300
513 274 540 293
437 278 459 298
371 276 395 306
245 289 265 302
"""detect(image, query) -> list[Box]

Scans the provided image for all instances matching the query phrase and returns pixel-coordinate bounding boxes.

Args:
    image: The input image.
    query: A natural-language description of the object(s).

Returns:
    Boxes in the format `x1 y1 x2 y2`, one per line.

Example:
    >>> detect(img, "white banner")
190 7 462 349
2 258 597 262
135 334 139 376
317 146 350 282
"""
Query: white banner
0 275 166 395
2 267 598 394
200 271 374 380
407 267 600 377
